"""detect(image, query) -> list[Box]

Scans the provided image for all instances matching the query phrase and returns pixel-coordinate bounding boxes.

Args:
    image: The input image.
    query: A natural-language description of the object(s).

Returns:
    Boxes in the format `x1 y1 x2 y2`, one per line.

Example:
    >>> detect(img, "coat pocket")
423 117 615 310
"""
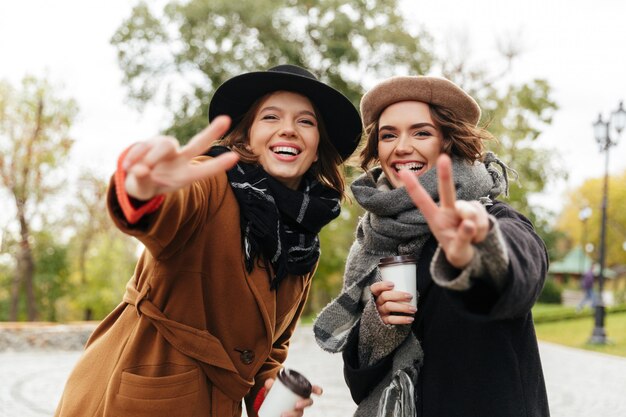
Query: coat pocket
113 363 200 417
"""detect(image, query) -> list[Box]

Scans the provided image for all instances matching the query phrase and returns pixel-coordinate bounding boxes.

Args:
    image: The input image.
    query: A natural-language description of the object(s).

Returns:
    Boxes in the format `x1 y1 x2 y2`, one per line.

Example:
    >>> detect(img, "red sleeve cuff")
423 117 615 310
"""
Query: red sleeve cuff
253 386 267 414
115 146 165 224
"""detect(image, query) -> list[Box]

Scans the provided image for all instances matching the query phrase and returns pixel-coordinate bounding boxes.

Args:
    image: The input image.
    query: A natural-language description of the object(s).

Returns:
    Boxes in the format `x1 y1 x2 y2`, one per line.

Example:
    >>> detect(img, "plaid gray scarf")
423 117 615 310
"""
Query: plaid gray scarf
313 153 509 416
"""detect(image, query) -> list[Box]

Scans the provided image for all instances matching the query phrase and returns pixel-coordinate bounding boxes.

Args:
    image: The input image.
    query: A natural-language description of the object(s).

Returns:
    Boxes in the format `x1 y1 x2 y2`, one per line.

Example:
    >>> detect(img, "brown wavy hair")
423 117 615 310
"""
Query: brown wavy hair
214 92 346 197
358 103 494 172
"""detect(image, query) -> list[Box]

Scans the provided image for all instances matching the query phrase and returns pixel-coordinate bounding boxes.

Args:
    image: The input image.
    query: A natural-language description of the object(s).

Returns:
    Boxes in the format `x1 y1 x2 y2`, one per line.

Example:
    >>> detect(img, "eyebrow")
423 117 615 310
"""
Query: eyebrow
259 106 317 119
379 122 436 131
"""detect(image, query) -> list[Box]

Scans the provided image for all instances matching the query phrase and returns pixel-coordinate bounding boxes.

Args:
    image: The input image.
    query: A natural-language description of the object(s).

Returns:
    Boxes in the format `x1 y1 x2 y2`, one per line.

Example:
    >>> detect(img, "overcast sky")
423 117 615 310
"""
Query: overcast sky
1 0 626 218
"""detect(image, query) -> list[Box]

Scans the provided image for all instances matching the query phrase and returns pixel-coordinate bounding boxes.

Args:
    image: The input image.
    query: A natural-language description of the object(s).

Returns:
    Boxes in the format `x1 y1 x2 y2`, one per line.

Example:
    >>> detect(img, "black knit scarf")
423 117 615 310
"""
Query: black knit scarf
208 146 341 289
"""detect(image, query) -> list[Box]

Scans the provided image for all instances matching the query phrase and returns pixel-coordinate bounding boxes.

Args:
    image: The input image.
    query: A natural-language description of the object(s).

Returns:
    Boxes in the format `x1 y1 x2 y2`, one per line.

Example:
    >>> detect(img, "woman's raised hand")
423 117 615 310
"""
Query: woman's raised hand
398 154 490 269
122 116 240 200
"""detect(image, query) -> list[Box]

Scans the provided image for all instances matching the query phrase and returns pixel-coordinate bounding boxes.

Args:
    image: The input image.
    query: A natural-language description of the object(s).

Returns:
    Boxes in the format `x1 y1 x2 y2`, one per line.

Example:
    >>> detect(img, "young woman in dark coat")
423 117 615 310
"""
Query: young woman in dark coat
313 75 550 417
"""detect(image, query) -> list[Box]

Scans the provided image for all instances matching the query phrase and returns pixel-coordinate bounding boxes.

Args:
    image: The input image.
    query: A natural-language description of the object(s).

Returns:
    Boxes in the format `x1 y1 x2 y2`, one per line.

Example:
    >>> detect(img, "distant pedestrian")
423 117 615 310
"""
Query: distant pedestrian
577 267 596 312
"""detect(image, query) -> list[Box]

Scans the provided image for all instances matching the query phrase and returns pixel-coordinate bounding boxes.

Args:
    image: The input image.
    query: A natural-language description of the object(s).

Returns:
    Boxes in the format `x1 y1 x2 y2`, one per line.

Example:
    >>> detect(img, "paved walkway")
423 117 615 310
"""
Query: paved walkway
1 324 626 417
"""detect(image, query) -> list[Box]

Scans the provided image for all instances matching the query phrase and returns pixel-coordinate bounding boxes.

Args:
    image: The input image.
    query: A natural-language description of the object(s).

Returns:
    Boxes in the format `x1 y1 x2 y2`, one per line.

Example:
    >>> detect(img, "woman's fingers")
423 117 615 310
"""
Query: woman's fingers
455 200 490 243
178 152 240 183
122 142 151 171
398 169 439 220
141 136 180 167
180 115 231 159
470 201 490 242
127 163 151 180
379 299 416 314
372 283 416 324
375 290 415 308
370 281 394 297
294 397 314 410
436 154 457 209
444 220 476 268
383 313 415 325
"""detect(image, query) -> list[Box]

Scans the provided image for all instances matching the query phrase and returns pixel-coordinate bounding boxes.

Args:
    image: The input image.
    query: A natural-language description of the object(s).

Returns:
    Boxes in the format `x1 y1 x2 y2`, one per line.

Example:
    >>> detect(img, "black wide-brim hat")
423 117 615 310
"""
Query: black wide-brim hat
208 64 362 161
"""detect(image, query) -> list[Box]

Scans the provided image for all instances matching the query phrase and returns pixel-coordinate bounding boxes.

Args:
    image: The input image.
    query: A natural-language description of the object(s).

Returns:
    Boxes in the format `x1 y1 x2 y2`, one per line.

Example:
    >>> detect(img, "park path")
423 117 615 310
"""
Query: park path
1 324 626 417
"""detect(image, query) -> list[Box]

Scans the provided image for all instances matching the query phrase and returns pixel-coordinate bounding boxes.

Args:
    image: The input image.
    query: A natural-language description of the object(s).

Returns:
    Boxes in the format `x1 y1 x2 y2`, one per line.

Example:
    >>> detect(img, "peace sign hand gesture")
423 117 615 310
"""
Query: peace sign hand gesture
398 154 491 269
122 116 240 201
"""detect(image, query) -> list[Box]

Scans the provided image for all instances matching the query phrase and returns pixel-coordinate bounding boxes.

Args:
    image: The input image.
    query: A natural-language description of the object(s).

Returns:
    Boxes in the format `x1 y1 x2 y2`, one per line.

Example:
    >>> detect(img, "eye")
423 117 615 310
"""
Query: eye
298 118 316 126
413 130 432 138
261 114 278 120
379 133 396 141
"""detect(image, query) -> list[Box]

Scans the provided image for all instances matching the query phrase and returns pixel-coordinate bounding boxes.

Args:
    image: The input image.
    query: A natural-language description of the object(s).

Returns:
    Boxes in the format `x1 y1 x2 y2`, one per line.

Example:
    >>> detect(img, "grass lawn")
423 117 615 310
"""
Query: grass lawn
534 311 626 358
532 303 577 316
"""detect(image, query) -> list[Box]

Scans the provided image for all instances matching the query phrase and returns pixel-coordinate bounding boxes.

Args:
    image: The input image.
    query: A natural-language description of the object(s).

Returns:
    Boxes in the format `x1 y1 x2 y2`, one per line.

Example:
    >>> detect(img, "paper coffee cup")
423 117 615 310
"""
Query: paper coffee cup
378 255 417 308
257 368 312 417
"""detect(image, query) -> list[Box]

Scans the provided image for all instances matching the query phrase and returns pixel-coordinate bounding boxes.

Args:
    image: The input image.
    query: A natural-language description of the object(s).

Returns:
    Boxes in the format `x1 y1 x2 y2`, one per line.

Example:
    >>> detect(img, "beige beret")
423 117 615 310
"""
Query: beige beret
360 76 481 128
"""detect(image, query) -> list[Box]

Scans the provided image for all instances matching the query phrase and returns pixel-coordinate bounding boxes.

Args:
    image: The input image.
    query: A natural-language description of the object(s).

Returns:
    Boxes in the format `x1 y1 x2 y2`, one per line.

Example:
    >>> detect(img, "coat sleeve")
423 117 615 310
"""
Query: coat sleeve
442 201 549 320
107 157 230 260
244 276 313 416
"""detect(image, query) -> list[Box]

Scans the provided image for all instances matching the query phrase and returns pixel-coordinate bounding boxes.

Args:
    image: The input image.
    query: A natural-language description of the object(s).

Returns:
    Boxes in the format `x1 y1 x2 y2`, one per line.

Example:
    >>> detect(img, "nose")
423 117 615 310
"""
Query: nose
278 119 297 138
394 134 413 155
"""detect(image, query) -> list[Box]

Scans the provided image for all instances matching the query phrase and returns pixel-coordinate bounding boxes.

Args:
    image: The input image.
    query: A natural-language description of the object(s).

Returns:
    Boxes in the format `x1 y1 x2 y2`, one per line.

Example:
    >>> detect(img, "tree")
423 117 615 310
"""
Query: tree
55 229 138 322
111 0 433 141
61 171 138 321
67 172 110 320
555 171 626 268
0 76 77 321
32 231 70 322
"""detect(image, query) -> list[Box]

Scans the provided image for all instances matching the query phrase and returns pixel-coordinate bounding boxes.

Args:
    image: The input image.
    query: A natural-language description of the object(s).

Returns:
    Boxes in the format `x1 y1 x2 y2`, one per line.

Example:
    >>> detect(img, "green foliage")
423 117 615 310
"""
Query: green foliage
56 171 139 321
535 311 626 357
58 233 137 321
0 76 78 205
0 76 78 320
0 256 14 319
537 277 563 304
555 171 626 267
483 79 561 215
32 231 70 322
532 302 626 324
111 0 433 142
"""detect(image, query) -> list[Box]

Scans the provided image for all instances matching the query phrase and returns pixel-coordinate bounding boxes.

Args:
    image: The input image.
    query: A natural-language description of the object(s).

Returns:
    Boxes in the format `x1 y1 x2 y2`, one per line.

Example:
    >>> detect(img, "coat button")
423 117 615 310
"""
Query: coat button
239 349 255 365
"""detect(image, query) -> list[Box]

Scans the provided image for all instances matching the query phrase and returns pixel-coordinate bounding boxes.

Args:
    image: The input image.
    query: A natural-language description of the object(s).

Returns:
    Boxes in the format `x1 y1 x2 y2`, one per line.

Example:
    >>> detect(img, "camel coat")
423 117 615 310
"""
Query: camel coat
55 166 314 417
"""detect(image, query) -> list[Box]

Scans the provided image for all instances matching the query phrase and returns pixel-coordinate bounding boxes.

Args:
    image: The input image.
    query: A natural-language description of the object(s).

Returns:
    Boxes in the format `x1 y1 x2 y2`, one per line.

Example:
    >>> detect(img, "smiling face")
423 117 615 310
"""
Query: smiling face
248 91 320 189
376 101 443 189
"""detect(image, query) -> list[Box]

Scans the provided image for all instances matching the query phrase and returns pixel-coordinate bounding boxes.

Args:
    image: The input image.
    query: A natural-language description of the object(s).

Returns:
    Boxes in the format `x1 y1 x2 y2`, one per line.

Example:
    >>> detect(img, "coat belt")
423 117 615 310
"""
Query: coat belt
123 279 254 401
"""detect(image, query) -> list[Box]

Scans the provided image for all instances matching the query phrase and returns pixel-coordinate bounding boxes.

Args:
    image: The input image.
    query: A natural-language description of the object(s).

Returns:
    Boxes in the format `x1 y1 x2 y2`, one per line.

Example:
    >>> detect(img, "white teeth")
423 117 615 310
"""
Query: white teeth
394 162 424 171
272 146 300 156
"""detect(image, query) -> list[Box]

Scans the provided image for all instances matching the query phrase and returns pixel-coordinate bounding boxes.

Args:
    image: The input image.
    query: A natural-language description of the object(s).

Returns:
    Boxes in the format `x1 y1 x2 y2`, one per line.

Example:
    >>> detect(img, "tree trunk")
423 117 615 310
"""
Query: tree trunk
9 234 37 321
16 204 37 321
9 270 21 321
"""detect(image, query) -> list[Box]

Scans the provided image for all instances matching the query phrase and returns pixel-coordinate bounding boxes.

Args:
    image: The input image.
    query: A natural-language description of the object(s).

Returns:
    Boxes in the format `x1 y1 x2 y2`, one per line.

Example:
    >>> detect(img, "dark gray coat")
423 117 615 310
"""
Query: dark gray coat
343 201 550 417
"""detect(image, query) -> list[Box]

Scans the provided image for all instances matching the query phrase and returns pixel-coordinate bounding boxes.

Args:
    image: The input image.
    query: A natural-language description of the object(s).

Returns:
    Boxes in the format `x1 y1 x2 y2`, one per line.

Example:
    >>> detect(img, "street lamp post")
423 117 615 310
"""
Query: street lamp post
589 101 626 344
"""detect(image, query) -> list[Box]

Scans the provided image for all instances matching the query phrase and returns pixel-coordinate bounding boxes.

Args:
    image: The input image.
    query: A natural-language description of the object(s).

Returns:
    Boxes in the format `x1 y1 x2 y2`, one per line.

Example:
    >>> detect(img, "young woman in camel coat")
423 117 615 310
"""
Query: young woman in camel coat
55 65 361 417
